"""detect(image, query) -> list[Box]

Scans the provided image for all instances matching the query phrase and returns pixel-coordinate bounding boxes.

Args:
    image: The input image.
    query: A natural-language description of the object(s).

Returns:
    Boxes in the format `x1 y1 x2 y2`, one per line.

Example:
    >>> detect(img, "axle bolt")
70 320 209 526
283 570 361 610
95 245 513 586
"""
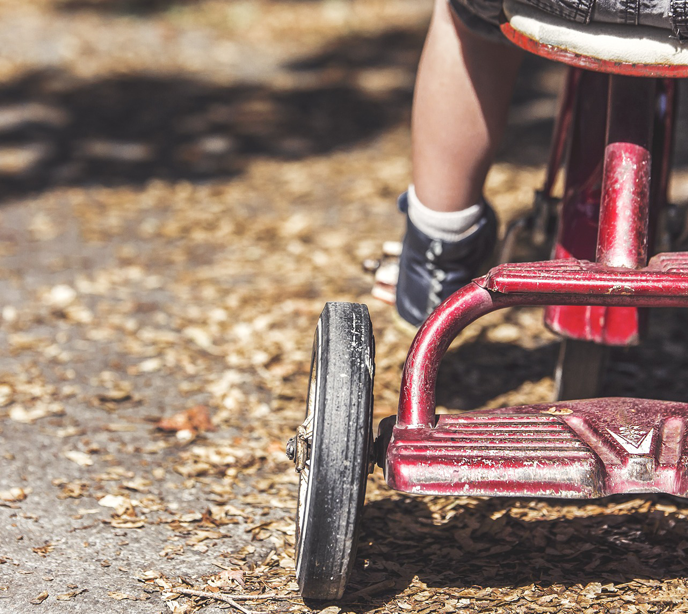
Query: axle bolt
286 437 296 462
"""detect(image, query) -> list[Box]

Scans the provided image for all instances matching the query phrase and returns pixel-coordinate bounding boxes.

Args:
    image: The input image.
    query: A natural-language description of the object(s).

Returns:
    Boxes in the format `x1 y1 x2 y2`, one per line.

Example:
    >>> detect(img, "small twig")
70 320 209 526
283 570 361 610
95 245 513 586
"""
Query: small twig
172 587 293 613
344 579 397 601
173 588 259 614
178 587 288 601
214 593 286 601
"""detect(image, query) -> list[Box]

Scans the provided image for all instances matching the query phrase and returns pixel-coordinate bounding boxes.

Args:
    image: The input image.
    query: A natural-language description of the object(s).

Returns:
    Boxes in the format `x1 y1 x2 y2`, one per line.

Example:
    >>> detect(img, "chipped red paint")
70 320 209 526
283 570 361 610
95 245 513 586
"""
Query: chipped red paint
383 398 688 497
597 143 651 267
597 76 655 268
500 22 688 78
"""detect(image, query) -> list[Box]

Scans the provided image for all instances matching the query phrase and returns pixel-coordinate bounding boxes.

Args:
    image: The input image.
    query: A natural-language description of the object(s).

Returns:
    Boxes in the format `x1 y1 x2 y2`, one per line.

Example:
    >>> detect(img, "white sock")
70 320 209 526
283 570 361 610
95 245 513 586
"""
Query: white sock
407 184 484 243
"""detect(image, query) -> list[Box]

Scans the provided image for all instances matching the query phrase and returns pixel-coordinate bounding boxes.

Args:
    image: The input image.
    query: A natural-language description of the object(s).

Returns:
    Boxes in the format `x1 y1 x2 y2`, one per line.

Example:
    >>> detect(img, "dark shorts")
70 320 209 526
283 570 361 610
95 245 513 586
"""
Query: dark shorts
448 0 509 42
450 0 686 42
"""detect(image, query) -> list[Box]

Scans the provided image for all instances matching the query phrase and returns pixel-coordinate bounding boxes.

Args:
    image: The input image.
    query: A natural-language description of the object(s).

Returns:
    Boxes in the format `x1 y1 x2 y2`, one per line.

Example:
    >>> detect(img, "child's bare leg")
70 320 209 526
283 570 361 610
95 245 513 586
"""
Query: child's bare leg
412 0 523 213
395 0 523 326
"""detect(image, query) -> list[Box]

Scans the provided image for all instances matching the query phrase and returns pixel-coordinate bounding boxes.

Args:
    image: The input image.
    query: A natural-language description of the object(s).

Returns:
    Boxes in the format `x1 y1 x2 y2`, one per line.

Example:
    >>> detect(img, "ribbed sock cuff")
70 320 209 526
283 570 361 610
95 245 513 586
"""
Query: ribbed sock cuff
407 185 484 243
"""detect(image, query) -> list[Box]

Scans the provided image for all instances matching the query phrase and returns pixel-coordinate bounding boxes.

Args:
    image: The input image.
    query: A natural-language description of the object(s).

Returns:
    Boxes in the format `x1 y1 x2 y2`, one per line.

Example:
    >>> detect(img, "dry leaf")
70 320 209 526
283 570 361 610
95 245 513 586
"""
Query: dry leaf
46 284 76 309
57 481 89 499
55 589 86 601
64 451 94 467
136 357 163 373
178 511 203 522
137 570 162 581
0 487 30 502
157 405 214 434
104 423 137 432
122 478 152 493
32 543 54 557
185 529 224 546
166 601 193 613
9 403 64 423
98 494 134 516
542 407 574 416
96 388 132 402
30 591 48 604
110 518 145 529
207 569 245 589
0 384 14 407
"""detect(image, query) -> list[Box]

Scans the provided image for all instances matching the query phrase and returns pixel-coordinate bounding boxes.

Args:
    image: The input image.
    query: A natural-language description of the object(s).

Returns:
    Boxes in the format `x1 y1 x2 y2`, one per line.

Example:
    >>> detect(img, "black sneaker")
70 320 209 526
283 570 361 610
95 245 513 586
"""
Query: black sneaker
395 192 497 327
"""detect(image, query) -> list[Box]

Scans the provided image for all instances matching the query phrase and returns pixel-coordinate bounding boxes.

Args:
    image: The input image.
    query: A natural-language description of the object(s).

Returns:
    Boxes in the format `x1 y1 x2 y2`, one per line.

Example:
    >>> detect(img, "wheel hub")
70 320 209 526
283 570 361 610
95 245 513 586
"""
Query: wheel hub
286 425 309 472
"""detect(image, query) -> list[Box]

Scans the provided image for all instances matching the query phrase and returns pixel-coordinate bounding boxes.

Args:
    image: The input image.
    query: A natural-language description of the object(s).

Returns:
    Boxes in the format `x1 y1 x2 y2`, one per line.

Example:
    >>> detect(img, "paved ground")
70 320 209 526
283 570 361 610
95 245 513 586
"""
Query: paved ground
4 1 688 613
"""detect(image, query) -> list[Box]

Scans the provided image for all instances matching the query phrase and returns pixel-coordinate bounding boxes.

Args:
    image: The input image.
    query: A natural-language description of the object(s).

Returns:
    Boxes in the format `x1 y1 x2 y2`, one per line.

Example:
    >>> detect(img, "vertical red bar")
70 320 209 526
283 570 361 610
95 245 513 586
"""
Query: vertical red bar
648 79 676 252
544 71 608 342
596 143 651 268
551 70 608 263
596 76 655 269
542 67 581 197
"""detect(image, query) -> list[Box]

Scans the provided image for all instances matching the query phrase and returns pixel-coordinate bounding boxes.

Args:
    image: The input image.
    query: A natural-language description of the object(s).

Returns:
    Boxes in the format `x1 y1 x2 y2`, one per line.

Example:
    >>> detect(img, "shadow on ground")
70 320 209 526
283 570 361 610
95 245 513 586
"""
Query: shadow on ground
0 22 571 205
434 306 688 411
436 336 557 410
0 67 412 202
340 493 688 610
2 11 688 206
57 0 325 16
57 0 202 16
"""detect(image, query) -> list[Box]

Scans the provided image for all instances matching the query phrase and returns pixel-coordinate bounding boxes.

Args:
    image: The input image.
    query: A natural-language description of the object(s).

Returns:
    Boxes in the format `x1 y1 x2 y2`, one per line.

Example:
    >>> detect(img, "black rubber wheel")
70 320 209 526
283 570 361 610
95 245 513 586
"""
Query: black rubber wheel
294 302 375 601
554 338 609 401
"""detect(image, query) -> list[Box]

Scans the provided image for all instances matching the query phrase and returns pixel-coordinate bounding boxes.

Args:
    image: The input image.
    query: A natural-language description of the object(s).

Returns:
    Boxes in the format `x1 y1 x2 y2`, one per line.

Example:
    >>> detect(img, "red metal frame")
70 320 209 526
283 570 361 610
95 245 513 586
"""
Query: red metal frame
385 253 688 496
648 79 676 249
383 398 688 497
397 255 688 429
541 67 580 198
384 39 688 499
596 77 654 268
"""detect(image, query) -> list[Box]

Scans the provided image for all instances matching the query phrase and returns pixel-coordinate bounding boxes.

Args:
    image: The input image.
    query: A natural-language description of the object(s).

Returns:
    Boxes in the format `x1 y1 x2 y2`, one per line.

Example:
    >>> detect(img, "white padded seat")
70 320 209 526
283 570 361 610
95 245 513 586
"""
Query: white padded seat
504 0 688 67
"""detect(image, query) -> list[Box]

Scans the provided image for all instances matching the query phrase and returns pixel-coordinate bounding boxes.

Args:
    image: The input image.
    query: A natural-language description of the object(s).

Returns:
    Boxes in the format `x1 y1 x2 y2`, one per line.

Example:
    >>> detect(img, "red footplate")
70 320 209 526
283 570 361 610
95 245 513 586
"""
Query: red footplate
382 398 688 498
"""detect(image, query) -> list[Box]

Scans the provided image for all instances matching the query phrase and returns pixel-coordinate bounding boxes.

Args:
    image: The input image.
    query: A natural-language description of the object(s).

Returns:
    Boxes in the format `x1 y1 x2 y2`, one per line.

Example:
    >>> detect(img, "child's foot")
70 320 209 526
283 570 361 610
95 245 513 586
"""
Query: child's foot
395 191 497 327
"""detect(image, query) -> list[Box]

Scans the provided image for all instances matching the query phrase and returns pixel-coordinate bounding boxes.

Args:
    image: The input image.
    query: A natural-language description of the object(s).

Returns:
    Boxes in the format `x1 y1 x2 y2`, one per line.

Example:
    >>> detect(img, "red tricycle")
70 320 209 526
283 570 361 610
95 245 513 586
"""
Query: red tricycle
287 0 688 600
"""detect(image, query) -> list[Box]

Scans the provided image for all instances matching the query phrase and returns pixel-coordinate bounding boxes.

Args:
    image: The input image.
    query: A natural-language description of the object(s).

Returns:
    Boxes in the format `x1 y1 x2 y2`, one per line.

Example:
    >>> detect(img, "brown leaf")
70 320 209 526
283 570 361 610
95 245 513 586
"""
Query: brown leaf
185 529 224 546
110 518 145 529
157 405 214 434
30 591 48 604
64 451 94 467
32 543 54 557
98 494 135 517
57 481 89 499
56 589 86 601
208 569 245 589
0 487 30 502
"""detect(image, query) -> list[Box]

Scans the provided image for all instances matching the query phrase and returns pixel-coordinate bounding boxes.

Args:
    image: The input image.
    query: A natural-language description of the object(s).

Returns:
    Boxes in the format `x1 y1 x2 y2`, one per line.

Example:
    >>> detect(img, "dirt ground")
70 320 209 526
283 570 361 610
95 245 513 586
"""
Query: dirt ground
3 1 688 613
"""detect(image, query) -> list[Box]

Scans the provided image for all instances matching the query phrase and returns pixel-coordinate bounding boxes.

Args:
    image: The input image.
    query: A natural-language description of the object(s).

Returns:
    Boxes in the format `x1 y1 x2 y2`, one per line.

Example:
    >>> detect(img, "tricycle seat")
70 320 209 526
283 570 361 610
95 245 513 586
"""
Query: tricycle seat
502 0 688 77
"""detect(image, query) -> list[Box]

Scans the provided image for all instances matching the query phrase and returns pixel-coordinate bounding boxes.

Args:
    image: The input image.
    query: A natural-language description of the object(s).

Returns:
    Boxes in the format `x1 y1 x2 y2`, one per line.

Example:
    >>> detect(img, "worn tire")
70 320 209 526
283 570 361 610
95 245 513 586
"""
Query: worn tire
295 302 375 601
554 338 609 401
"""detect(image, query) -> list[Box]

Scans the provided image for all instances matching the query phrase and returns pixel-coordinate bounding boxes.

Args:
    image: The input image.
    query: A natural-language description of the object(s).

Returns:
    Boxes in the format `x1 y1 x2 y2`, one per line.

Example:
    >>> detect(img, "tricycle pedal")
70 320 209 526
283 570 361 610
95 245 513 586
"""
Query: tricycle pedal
384 398 688 498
